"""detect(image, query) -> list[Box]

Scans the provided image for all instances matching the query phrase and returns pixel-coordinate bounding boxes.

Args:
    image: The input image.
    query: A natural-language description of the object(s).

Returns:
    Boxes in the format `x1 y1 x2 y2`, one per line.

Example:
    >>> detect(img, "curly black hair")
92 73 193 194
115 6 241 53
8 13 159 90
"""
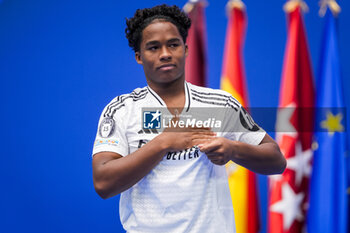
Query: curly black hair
125 4 191 52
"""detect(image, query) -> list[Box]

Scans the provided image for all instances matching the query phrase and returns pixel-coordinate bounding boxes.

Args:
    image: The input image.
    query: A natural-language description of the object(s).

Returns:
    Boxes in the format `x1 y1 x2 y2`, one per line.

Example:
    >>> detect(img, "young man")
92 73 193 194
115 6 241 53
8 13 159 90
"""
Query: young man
92 4 286 233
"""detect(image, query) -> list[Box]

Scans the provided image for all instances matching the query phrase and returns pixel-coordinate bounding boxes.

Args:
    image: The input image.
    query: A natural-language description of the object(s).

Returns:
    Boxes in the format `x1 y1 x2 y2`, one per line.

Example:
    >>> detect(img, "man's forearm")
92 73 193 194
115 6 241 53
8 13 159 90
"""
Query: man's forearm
93 136 168 199
230 139 286 175
199 134 286 175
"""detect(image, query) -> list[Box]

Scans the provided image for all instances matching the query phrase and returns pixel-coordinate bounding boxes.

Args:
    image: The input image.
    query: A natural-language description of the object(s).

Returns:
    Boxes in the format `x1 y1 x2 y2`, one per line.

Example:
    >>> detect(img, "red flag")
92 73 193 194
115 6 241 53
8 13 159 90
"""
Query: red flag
268 1 314 232
221 1 260 232
184 0 207 86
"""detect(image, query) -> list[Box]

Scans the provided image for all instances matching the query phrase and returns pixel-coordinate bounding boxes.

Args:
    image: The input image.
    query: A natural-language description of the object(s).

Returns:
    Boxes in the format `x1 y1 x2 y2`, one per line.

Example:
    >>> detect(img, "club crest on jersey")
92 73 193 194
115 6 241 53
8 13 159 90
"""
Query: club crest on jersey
239 107 260 131
99 117 115 138
143 110 161 129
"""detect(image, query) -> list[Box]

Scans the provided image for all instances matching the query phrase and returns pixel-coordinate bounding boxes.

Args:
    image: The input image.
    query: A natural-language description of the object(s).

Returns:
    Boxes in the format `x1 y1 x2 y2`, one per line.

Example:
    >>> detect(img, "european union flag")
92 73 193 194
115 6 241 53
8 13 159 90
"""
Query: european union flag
307 8 348 233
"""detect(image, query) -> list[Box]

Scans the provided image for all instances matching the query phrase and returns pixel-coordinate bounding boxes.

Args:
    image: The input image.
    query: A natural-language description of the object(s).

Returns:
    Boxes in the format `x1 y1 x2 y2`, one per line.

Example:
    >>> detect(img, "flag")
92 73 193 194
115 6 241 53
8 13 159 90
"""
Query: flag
307 3 348 232
268 1 314 232
221 1 260 232
184 0 207 87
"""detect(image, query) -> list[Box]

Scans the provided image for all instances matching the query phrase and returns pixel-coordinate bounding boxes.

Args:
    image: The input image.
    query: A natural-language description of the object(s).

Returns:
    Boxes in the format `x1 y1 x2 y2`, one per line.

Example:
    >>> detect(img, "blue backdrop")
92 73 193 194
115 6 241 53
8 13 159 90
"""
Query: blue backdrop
1 0 349 232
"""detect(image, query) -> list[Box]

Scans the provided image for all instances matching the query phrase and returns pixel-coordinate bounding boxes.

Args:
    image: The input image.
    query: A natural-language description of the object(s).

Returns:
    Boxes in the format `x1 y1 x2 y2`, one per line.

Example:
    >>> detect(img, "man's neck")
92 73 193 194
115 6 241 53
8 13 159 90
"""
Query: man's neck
147 77 186 111
148 78 184 99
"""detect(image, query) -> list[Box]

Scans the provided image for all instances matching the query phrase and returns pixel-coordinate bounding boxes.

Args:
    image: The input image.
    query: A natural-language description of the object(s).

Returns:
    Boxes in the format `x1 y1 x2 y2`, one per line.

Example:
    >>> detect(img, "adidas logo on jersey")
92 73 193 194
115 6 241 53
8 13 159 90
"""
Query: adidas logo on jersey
138 128 159 134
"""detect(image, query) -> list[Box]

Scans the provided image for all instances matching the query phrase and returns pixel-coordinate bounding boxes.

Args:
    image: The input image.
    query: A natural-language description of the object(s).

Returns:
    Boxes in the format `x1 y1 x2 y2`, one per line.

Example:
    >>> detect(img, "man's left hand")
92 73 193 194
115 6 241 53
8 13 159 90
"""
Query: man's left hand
199 137 236 166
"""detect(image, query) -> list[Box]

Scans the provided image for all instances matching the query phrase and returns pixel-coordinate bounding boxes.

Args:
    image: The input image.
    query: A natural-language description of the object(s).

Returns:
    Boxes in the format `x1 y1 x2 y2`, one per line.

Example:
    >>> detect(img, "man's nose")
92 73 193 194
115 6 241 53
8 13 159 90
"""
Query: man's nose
159 46 171 61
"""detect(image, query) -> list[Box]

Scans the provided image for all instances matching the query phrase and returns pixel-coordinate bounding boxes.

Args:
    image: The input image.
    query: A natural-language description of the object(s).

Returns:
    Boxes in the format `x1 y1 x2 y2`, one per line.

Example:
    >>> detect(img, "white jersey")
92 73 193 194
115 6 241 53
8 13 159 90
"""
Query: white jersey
93 82 265 233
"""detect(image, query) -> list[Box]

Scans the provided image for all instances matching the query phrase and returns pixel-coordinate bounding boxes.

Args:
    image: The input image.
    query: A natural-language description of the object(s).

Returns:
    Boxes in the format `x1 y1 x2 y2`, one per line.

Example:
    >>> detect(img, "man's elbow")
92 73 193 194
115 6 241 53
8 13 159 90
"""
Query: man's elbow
272 149 287 175
265 142 286 175
93 180 119 200
275 154 287 174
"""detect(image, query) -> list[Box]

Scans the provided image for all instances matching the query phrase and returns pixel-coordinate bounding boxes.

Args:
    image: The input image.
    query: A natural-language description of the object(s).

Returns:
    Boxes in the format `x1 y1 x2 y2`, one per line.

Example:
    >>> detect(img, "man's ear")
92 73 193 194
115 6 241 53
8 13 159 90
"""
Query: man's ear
185 44 189 58
135 52 142 64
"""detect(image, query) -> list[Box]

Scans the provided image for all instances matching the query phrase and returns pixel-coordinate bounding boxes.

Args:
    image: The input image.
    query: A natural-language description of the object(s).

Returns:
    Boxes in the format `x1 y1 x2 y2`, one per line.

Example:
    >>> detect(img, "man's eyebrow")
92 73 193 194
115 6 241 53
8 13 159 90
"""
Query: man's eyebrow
168 38 181 43
144 38 181 47
145 41 160 47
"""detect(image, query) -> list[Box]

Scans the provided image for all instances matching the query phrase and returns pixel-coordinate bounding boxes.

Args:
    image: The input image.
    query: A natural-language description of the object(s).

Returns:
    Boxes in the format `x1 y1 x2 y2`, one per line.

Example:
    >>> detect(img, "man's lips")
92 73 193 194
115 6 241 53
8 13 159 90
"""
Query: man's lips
157 64 176 71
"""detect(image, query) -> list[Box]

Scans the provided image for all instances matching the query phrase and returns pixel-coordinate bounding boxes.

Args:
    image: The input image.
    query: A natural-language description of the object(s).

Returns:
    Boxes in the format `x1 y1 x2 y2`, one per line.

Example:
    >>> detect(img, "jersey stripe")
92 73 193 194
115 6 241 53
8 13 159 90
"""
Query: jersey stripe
191 89 230 98
104 90 148 117
104 89 148 116
190 91 239 110
228 96 240 107
191 92 228 102
185 82 191 112
105 93 148 117
190 89 240 107
109 93 148 117
147 87 164 106
105 88 148 115
191 96 238 110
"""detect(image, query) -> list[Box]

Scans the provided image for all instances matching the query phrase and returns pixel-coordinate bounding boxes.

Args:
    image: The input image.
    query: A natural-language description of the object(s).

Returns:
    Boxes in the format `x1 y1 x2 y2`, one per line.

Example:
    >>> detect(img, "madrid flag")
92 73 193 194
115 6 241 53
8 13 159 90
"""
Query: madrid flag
268 1 315 232
221 1 260 232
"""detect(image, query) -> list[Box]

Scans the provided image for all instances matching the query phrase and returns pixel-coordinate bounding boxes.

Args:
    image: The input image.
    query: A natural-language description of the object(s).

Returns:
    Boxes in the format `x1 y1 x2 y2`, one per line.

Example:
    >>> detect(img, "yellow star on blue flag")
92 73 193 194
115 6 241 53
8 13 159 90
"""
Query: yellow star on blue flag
320 111 344 134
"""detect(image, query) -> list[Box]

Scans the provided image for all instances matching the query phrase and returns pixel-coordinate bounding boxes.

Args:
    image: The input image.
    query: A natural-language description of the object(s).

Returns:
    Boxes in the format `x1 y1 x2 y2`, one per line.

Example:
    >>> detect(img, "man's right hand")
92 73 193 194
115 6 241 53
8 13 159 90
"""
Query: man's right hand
157 127 216 152
154 115 216 152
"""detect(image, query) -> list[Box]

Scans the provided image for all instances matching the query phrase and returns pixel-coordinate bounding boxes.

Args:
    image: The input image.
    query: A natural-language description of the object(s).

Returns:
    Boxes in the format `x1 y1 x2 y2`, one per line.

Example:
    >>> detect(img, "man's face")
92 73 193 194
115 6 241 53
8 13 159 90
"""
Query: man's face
135 20 188 85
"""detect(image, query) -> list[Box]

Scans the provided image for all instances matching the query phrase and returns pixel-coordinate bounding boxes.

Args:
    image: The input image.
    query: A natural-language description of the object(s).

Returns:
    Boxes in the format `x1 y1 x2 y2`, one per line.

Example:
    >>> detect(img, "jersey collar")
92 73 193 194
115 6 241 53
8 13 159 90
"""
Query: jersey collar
147 81 191 113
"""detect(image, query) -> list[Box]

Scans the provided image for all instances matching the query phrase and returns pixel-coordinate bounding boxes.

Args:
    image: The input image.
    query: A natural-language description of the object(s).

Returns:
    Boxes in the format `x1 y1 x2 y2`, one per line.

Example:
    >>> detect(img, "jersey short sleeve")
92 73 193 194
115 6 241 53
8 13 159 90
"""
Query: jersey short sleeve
222 104 266 146
92 103 129 157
